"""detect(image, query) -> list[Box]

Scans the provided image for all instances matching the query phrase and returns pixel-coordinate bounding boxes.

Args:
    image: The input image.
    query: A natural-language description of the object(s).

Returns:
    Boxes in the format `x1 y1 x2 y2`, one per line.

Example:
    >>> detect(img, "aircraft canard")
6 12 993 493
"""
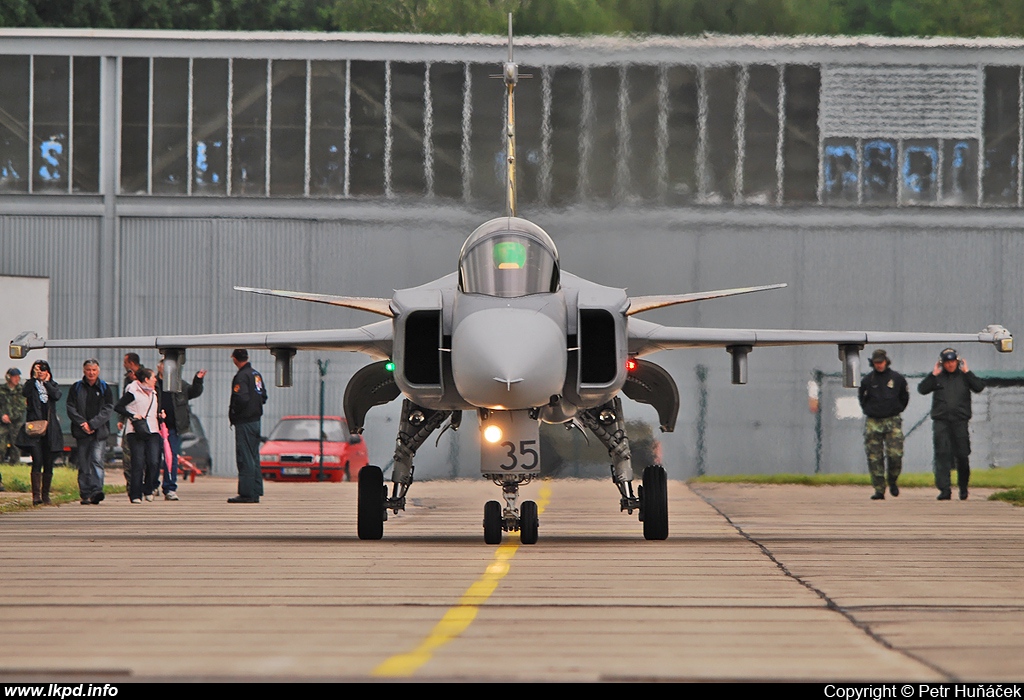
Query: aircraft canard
9 16 1013 546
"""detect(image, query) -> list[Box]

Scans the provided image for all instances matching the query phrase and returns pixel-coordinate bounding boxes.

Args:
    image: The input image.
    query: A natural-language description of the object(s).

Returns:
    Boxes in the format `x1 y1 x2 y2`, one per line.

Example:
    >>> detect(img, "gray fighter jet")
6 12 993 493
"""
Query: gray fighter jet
10 20 1014 544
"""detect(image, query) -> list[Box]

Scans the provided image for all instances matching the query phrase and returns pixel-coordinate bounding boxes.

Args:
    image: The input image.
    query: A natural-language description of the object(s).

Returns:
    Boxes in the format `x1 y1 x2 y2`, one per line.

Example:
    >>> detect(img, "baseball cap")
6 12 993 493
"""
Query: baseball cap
940 348 959 362
870 349 889 363
5 367 20 377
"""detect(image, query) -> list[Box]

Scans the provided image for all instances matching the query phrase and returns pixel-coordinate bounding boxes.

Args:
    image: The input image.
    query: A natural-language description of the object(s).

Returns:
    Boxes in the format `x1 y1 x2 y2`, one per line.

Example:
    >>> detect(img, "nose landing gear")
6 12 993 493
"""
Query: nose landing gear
482 474 538 544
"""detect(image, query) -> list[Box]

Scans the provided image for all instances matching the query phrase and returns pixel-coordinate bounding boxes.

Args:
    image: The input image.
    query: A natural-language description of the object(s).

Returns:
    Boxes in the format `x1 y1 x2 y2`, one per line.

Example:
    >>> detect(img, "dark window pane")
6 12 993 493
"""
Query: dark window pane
71 57 100 193
863 138 896 204
120 57 149 194
232 59 268 196
427 62 465 200
665 65 697 205
782 65 820 203
743 65 779 205
309 60 346 197
548 66 582 208
390 62 426 197
192 59 228 195
982 66 1019 205
901 139 938 205
822 138 858 205
704 66 737 203
0 55 30 193
512 62 543 208
152 58 188 194
584 66 620 202
468 62 502 208
624 65 659 204
32 55 69 192
269 60 306 196
349 60 385 197
942 139 977 205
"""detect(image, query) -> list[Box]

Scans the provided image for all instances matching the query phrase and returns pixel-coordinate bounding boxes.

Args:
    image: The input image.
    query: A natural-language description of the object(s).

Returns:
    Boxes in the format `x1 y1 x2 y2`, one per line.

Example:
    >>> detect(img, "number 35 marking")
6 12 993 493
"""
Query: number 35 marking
498 440 539 470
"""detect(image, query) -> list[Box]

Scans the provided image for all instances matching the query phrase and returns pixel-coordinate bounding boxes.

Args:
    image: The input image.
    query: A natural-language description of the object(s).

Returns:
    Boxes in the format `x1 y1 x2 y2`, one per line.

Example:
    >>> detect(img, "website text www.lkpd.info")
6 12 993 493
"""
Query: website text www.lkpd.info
4 686 118 698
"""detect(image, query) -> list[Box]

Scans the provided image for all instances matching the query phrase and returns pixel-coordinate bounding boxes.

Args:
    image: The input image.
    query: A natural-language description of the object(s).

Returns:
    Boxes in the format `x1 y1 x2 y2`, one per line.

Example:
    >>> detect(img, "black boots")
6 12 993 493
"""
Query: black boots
41 472 52 505
31 472 42 505
889 483 899 497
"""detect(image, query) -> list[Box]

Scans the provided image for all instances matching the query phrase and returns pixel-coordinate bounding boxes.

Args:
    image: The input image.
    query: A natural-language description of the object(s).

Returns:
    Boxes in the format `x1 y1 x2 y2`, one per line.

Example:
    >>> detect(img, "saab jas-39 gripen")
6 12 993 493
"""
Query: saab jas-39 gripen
10 19 1014 545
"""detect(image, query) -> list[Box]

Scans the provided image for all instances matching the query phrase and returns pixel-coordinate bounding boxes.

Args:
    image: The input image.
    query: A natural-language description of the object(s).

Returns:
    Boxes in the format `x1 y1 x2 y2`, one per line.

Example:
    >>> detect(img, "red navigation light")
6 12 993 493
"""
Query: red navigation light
626 358 638 372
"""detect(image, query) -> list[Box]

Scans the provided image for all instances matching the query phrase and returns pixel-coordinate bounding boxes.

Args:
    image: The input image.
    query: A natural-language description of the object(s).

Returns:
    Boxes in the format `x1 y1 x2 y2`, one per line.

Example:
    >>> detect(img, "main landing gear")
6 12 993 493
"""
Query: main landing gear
482 475 539 545
356 397 668 543
581 397 669 541
357 399 456 541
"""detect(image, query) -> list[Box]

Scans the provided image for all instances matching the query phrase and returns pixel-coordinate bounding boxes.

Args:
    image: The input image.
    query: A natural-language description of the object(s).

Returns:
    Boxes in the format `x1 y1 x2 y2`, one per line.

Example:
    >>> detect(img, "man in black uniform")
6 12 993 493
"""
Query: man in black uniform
858 349 909 500
918 348 985 501
228 348 267 504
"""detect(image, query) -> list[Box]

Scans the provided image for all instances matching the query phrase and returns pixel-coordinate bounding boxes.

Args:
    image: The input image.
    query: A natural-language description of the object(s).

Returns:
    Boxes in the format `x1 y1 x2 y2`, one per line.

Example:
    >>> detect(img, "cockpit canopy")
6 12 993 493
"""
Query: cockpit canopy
458 217 560 298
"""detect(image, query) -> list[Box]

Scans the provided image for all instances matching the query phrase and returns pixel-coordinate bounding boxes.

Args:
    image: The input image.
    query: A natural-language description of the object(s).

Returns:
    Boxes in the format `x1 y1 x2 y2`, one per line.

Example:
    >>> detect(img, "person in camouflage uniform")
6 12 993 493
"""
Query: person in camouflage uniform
0 368 27 483
858 349 909 500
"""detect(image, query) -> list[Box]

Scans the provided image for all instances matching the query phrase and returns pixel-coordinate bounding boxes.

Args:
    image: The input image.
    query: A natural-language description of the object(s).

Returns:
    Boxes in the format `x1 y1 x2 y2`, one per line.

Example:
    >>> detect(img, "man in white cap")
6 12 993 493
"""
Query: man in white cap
918 348 985 500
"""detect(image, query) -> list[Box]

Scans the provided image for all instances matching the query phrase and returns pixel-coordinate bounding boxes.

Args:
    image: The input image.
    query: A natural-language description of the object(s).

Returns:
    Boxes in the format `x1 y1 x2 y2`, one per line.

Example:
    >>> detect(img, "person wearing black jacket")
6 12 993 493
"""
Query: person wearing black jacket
15 359 63 505
156 361 205 500
67 359 114 505
918 348 986 501
858 349 910 500
227 349 267 504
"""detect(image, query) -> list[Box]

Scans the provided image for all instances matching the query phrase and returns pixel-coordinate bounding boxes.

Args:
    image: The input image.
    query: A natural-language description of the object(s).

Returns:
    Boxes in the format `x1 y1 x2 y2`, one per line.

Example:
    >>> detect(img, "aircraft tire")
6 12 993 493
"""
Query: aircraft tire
520 500 539 545
357 465 385 540
641 465 669 541
483 500 502 544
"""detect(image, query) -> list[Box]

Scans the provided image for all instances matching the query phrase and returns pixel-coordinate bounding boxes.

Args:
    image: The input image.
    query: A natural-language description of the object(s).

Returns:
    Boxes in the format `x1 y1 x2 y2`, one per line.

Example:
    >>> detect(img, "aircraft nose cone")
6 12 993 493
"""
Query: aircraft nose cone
452 308 566 409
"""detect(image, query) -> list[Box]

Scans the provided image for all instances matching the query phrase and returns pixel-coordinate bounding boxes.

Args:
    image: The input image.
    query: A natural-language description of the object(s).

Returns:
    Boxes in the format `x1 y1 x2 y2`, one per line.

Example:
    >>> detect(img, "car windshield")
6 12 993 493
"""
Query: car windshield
268 419 349 442
459 220 559 298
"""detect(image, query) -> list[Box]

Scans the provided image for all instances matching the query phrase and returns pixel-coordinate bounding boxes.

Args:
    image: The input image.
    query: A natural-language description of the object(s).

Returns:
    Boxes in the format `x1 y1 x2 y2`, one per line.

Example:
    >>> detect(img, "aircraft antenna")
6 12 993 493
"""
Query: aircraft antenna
503 12 518 218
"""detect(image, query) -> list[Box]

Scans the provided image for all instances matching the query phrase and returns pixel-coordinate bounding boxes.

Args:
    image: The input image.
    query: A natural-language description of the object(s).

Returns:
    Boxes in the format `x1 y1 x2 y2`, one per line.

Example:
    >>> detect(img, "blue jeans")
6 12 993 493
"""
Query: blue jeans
159 429 182 494
75 433 106 501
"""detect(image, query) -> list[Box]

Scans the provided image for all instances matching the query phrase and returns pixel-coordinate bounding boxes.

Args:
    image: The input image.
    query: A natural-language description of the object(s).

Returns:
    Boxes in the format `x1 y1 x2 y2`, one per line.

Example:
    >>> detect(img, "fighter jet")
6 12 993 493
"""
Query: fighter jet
10 19 1014 544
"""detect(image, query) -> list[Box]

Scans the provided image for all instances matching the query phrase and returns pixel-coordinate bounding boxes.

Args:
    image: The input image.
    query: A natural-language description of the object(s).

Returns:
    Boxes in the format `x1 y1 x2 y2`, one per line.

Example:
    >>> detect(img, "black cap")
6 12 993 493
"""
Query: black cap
870 349 889 363
940 348 958 362
5 367 20 377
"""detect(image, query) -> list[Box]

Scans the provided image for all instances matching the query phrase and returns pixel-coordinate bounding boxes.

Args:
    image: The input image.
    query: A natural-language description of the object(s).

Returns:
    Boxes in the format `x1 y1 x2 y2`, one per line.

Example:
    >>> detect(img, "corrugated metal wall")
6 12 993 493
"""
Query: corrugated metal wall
3 207 1022 479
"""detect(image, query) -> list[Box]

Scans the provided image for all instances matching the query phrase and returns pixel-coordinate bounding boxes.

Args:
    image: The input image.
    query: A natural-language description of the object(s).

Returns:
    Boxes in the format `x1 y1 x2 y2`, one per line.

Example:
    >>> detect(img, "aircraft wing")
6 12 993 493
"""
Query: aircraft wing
628 318 1014 356
627 283 787 316
10 320 393 361
234 286 394 317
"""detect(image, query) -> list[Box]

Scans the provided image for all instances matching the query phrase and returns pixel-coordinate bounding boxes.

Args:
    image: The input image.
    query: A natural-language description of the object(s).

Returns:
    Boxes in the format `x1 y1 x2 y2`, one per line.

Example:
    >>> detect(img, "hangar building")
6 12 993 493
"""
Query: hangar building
1 30 1022 478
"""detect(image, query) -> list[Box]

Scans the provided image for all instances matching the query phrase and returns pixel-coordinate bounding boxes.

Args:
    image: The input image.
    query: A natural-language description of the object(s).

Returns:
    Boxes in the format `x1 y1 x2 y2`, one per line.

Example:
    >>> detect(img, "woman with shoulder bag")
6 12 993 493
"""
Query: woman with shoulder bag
16 359 63 505
114 367 164 503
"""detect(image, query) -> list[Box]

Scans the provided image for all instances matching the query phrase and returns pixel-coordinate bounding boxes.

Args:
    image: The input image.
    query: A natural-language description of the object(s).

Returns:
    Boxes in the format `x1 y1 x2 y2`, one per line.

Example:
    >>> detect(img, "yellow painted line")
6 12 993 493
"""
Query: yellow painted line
372 483 551 678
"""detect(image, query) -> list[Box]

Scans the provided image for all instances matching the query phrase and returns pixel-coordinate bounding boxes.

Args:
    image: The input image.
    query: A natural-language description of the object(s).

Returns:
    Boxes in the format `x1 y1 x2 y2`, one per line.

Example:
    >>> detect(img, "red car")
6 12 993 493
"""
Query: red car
259 415 369 483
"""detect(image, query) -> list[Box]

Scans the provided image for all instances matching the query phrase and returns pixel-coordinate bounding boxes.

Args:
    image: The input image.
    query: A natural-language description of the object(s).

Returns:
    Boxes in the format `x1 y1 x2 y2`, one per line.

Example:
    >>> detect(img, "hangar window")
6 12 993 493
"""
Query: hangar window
900 139 939 204
982 66 1020 206
0 56 30 193
822 139 859 205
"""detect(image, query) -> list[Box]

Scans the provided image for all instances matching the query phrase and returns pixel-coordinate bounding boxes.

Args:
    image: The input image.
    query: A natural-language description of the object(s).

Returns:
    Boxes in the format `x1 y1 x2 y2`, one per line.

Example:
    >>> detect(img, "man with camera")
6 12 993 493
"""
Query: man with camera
918 348 985 501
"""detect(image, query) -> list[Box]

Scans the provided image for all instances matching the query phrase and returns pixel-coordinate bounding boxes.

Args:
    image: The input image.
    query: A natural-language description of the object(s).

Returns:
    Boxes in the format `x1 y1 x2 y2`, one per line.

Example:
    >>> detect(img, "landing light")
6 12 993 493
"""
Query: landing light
483 425 503 443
